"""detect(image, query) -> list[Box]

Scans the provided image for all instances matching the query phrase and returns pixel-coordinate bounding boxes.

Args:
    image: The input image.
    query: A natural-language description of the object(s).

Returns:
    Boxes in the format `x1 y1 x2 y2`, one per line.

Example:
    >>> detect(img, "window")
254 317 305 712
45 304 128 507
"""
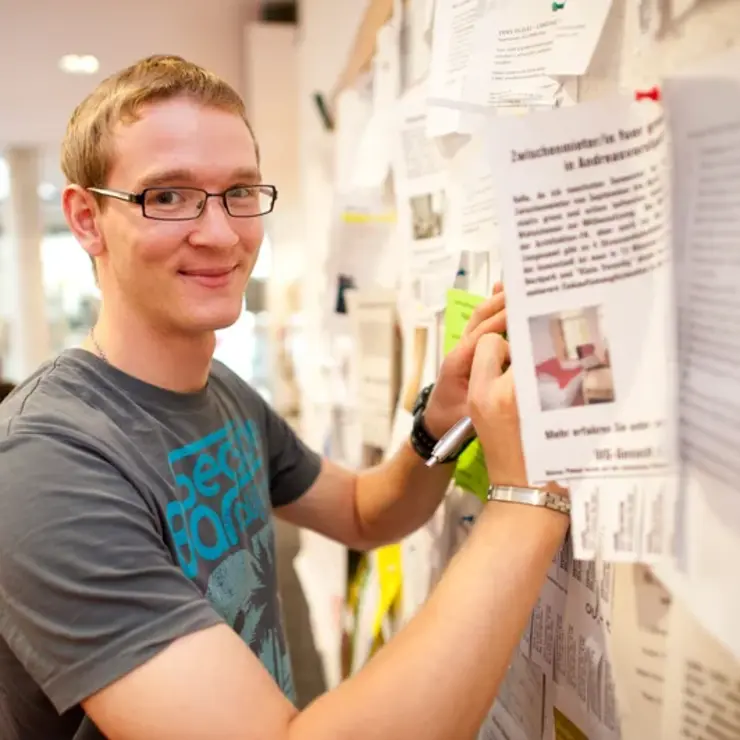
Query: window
560 313 590 360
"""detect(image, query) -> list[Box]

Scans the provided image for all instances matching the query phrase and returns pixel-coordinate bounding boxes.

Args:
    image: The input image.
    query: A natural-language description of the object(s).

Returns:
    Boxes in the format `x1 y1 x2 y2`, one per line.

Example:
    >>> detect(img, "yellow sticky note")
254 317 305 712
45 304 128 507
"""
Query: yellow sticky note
444 289 490 503
553 708 589 740
372 544 402 637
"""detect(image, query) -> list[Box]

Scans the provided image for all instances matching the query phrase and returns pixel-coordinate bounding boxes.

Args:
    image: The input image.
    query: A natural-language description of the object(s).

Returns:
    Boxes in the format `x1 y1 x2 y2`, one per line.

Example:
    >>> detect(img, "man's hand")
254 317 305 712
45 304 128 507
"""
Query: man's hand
423 283 507 439
467 332 528 487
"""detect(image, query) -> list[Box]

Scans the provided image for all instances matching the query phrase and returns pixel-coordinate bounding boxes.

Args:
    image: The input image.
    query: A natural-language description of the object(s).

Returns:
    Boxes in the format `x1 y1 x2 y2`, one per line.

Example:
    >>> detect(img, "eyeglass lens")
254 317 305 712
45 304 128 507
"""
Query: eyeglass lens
142 186 273 219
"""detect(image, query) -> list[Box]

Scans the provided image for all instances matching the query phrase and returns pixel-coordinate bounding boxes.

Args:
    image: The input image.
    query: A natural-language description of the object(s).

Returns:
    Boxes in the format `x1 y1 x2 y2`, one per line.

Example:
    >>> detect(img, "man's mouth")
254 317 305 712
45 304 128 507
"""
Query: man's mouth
178 266 237 288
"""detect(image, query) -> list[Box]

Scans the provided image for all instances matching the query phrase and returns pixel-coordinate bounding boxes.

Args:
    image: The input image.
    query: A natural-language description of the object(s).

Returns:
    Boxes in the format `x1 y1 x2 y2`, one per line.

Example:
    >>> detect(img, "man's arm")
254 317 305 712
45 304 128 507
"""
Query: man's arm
275 441 452 550
83 500 567 740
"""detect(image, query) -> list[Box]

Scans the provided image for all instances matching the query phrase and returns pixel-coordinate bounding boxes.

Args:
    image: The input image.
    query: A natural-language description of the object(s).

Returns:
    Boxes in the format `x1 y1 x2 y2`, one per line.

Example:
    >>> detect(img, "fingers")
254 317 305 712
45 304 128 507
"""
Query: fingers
492 281 504 295
466 309 507 346
468 333 510 414
462 291 506 338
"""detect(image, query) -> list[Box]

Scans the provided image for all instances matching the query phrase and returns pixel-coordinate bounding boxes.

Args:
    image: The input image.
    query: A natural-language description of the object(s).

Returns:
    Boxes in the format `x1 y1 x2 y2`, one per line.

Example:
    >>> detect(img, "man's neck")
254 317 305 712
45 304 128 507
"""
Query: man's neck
84 305 216 394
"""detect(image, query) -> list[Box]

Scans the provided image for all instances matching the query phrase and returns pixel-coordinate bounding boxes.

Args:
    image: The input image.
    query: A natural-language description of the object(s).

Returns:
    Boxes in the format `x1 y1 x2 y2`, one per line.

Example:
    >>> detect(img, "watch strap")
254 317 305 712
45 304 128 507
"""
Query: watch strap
409 384 440 461
487 484 571 516
410 418 439 462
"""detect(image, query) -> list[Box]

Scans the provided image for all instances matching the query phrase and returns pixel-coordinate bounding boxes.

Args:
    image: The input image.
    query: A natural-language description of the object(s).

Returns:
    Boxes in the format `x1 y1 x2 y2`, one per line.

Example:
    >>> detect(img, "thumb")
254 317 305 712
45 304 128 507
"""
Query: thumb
468 333 510 415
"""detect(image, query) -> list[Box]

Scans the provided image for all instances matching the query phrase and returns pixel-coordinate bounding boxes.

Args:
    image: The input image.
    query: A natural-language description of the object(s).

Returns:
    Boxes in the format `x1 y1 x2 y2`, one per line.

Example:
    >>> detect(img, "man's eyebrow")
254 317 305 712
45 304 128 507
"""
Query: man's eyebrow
135 167 263 190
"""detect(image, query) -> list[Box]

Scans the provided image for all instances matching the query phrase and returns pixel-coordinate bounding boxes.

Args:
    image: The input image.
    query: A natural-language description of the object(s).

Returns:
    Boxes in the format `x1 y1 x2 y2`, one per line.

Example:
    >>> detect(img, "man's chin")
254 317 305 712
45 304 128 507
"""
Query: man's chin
208 309 243 332
183 304 245 335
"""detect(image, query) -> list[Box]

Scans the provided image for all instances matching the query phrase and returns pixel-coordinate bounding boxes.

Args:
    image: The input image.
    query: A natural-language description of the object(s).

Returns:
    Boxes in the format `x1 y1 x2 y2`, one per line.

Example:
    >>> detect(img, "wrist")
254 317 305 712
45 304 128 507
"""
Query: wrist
421 407 448 440
421 388 451 440
486 482 571 530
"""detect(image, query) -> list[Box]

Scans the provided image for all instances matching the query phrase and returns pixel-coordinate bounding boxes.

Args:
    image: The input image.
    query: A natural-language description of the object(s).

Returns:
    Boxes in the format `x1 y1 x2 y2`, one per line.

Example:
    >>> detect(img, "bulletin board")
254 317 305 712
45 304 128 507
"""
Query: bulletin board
294 1 740 738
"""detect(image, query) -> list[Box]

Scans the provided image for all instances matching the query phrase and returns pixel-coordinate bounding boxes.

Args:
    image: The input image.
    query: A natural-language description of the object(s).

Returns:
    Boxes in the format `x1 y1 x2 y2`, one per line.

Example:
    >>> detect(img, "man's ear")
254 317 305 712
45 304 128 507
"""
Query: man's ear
61 185 106 260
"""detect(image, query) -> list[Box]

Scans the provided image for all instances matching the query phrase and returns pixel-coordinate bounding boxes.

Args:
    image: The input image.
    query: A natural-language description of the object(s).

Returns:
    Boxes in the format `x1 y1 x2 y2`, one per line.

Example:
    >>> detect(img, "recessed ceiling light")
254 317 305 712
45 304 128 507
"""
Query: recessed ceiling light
58 54 99 75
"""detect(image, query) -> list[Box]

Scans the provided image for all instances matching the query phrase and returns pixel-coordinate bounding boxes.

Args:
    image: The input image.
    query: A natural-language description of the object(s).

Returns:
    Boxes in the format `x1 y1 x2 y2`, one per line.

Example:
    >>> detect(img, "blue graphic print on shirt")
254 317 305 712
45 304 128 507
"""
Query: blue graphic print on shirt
166 419 267 577
164 419 295 700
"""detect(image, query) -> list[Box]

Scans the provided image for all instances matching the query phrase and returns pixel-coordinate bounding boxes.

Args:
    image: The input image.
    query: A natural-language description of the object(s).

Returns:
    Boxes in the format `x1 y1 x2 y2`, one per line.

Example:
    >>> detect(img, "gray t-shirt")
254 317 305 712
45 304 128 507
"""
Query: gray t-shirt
0 349 322 739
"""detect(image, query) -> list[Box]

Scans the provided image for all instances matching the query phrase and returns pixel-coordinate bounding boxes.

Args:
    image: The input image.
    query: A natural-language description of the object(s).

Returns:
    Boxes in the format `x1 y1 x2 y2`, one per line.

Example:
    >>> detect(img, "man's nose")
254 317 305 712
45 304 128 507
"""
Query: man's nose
190 196 240 248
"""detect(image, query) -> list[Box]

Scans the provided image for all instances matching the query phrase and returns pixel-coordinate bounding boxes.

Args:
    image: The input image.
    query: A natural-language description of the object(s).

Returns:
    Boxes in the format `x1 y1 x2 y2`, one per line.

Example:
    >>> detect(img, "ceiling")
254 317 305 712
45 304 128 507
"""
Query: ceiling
0 0 257 230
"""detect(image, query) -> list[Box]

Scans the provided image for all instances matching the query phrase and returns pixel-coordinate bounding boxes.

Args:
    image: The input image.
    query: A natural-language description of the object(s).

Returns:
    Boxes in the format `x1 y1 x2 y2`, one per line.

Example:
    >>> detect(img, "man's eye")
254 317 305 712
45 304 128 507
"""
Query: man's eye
153 189 184 205
229 187 257 199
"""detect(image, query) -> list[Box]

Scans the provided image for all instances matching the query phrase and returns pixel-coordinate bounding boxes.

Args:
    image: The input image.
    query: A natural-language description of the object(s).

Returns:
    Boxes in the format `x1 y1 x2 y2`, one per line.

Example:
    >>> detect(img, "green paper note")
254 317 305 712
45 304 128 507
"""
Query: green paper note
443 289 486 355
444 289 490 503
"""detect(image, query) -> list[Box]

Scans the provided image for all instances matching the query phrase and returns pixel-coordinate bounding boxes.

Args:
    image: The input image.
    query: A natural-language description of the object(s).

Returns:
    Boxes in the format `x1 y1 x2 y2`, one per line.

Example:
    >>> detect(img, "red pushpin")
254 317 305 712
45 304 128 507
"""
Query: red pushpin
635 86 661 102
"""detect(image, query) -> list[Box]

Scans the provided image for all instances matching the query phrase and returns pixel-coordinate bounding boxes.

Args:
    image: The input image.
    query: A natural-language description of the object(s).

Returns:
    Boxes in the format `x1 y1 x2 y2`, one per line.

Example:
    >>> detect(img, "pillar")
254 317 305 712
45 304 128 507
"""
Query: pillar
1 146 50 382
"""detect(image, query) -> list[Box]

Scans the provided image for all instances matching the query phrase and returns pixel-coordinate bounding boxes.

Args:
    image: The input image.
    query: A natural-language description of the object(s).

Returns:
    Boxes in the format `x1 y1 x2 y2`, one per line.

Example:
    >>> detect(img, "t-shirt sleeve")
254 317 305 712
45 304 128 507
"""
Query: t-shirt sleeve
0 433 224 714
260 399 322 507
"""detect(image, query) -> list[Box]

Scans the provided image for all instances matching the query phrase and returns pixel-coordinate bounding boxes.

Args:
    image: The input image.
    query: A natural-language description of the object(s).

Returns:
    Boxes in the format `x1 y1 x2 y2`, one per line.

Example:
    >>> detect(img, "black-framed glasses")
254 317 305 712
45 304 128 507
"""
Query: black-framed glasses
87 184 278 221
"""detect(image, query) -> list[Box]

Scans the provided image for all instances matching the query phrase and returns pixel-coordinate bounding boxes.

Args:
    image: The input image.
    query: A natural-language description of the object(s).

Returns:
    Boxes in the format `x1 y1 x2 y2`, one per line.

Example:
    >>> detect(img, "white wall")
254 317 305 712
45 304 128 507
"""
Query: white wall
297 0 367 449
243 21 303 412
0 0 249 146
292 0 368 691
243 22 302 256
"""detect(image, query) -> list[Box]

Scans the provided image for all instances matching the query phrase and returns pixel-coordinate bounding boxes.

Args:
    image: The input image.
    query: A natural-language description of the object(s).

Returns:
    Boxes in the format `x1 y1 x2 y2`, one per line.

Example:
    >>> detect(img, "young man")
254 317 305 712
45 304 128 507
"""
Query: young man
0 56 569 739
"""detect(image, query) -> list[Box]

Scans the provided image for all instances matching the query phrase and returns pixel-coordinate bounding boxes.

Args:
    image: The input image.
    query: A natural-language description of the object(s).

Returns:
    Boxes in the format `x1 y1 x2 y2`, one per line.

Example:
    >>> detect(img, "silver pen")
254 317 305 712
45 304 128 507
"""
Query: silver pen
425 416 476 467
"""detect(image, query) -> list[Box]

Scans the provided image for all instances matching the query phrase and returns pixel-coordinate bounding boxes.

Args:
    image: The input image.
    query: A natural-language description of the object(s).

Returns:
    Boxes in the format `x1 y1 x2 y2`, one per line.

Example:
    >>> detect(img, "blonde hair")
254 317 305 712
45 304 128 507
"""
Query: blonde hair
61 54 258 190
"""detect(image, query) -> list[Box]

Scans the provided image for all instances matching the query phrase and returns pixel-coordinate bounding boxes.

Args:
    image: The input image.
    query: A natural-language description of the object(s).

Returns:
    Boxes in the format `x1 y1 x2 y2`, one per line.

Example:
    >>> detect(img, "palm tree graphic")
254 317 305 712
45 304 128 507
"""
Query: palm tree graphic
205 522 296 701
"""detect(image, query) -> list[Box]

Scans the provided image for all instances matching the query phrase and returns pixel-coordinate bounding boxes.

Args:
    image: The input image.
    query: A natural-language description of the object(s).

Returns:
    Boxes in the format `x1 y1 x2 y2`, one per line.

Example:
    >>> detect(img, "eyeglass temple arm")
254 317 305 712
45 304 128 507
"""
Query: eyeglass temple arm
88 187 139 203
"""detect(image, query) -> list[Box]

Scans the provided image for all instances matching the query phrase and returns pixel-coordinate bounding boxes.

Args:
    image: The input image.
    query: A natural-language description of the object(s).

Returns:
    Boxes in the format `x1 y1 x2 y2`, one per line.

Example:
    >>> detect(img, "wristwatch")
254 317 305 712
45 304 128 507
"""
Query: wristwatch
409 383 473 463
487 485 571 516
409 384 441 462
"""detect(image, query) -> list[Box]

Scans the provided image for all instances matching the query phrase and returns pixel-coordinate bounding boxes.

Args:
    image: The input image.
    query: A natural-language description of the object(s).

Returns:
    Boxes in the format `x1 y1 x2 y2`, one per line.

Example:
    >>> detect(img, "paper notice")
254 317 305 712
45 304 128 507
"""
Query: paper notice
346 289 400 449
608 564 671 739
392 86 451 271
399 503 449 626
463 2 561 109
487 98 675 513
601 474 676 563
480 651 548 740
400 0 433 91
428 0 482 104
553 560 620 740
661 593 740 740
411 251 463 313
426 0 487 135
327 192 397 300
373 19 401 114
456 0 607 109
294 530 348 688
527 570 568 679
349 110 395 190
647 56 740 664
444 130 502 258
569 479 600 560
355 18 401 191
664 74 740 535
546 0 613 77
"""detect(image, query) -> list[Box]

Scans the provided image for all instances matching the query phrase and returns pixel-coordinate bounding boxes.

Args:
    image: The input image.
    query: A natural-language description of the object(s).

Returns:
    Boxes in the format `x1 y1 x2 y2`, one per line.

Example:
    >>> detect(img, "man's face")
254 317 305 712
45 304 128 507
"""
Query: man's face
95 98 264 335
